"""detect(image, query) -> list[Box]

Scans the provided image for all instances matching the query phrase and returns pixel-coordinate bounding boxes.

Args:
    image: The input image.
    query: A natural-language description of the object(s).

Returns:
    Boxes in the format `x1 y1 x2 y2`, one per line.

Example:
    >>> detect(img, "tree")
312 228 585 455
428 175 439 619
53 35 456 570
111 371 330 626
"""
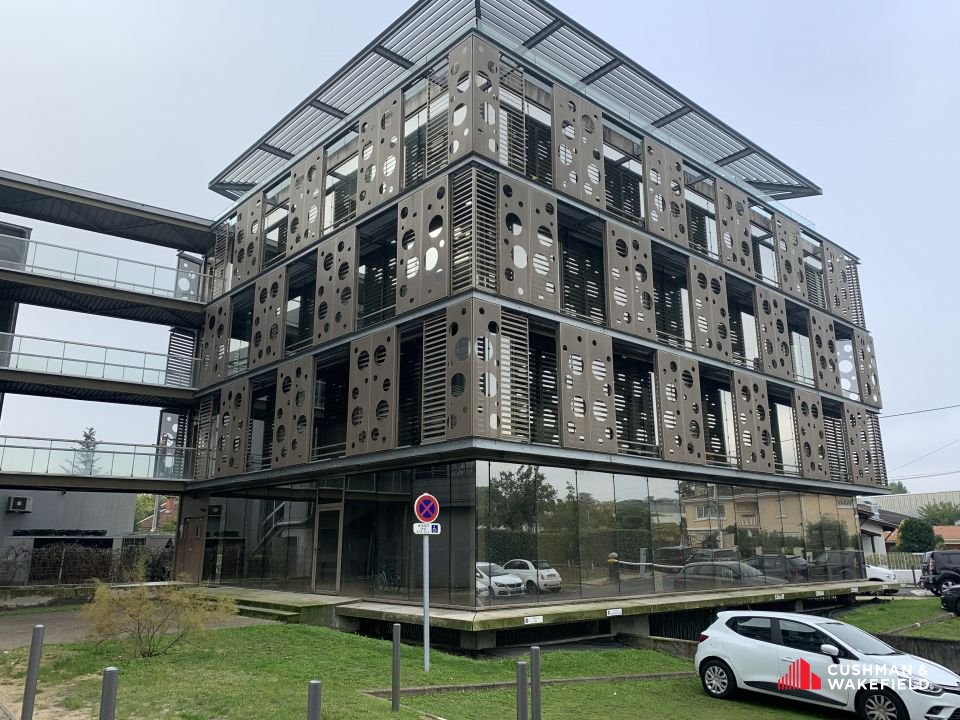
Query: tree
62 427 100 476
886 480 909 494
920 501 960 526
134 494 156 530
483 465 556 531
895 518 941 553
805 517 854 551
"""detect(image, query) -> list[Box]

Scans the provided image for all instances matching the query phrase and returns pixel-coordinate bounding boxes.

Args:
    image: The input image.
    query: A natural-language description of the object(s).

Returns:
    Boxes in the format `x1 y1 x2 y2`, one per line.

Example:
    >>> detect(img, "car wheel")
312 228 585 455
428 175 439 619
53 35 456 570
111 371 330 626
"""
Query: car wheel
525 580 538 595
938 578 958 595
699 659 736 700
857 689 908 720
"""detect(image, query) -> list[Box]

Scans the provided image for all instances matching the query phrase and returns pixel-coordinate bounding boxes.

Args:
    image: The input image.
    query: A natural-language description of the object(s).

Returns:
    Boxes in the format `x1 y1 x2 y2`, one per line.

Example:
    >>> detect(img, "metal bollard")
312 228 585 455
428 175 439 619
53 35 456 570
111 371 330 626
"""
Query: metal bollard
530 646 541 720
98 667 119 720
20 624 44 720
392 623 401 712
516 661 528 720
307 679 322 720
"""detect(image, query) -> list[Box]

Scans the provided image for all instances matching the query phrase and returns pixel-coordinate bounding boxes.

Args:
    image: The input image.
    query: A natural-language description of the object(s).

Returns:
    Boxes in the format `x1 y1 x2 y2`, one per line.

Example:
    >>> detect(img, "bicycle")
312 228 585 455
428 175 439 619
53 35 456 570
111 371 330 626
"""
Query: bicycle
373 564 401 593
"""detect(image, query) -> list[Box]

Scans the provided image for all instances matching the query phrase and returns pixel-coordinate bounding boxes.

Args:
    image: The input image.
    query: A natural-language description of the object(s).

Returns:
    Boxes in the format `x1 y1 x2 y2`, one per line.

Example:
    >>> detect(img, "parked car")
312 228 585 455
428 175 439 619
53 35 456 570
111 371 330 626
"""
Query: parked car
653 545 696 569
808 550 865 581
695 610 960 720
863 564 899 595
744 554 809 581
673 561 786 591
940 584 960 615
919 550 960 596
475 562 523 598
503 559 563 594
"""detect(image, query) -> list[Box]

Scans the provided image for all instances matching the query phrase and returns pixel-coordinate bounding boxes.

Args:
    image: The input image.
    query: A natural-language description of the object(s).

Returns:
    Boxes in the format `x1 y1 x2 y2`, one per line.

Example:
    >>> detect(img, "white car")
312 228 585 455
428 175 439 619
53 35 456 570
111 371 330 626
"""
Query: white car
475 563 524 598
504 559 563 594
865 564 899 595
695 610 960 720
475 569 491 602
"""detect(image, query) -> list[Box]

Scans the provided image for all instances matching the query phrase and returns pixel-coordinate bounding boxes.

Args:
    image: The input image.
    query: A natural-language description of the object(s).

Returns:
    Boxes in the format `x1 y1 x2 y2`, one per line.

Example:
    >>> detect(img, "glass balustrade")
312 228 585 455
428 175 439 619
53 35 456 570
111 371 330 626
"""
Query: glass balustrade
0 233 209 302
0 436 211 480
0 332 196 388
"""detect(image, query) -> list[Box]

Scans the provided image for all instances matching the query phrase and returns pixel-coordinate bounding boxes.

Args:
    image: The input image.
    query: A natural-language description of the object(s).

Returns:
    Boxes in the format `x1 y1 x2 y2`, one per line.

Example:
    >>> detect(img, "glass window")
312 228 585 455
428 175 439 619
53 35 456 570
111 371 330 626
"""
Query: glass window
613 473 651 597
727 616 774 643
577 471 617 599
820 623 895 656
778 619 832 654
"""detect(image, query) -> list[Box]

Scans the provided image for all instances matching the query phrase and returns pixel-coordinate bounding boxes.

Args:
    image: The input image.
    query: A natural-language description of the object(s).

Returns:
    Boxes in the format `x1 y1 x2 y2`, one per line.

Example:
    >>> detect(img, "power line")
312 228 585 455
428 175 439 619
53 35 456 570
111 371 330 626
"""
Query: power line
887 469 960 481
881 402 960 419
891 435 960 471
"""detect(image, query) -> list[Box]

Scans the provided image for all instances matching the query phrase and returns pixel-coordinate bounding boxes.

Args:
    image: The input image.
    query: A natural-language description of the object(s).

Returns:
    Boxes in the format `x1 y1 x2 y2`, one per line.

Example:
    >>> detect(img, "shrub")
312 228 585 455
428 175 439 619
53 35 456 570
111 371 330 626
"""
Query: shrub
84 580 237 658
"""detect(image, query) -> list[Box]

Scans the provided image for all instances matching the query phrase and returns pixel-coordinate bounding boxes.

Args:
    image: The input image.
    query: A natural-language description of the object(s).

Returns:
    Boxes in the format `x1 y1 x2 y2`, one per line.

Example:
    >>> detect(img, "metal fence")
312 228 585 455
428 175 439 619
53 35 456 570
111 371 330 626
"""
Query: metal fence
0 543 174 586
865 552 924 571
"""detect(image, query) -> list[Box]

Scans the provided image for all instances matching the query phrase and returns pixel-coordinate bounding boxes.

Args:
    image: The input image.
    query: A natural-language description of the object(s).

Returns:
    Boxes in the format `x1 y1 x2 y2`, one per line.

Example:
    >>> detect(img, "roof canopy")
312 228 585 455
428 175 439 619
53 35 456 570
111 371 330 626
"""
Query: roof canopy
209 0 821 202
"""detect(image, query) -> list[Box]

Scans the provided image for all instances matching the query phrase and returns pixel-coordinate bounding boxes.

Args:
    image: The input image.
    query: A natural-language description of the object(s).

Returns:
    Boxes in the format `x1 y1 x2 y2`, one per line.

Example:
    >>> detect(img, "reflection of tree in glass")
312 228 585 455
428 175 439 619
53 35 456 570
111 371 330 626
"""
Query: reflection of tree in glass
62 427 100 476
805 517 852 551
484 465 555 530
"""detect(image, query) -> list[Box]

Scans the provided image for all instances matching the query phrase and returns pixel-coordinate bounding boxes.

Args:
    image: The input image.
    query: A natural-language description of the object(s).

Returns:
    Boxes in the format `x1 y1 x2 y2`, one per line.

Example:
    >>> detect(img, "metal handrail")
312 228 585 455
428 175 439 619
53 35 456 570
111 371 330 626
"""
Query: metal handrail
0 233 210 302
0 331 197 388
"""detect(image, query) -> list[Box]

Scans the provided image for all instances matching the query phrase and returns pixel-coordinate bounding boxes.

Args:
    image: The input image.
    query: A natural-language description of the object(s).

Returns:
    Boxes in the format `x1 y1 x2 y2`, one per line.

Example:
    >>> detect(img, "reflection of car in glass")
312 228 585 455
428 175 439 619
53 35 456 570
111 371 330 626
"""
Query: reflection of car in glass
744 554 809 581
503 559 563 594
673 562 786 591
808 551 865 581
919 550 960 596
475 569 491 602
475 562 523 597
688 549 741 564
696 610 960 720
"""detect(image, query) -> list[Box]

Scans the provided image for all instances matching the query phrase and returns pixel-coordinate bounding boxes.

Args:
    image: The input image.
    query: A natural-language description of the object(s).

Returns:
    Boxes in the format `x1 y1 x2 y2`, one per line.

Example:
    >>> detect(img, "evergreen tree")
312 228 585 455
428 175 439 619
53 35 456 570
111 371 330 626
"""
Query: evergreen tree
63 427 100 476
919 501 960 526
895 518 940 553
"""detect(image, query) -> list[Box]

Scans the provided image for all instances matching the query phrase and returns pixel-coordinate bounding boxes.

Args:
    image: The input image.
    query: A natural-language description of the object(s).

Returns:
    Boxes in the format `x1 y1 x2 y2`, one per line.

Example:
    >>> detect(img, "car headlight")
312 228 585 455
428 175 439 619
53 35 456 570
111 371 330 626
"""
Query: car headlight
912 680 944 696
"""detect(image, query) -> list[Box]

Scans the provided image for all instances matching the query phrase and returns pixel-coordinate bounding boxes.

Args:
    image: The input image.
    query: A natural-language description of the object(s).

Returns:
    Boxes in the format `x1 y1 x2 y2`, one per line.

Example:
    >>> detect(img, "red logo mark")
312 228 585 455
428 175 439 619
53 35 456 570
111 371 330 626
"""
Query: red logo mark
777 658 821 691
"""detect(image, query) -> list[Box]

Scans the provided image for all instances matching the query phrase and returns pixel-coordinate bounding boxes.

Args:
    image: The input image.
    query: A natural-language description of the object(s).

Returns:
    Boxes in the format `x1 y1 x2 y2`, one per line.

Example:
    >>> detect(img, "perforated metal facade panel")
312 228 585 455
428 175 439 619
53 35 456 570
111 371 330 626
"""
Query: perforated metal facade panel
688 258 732 362
792 389 829 481
844 405 885 487
357 90 404 213
773 214 807 301
715 180 753 274
397 175 449 312
199 297 231 388
808 310 842 396
732 371 774 474
754 286 794 382
447 36 501 164
854 330 882 408
498 176 560 311
315 228 356 345
655 350 705 464
346 327 398 455
273 357 314 468
249 266 287 370
287 149 325 253
445 298 502 440
557 325 616 452
643 139 687 247
552 86 604 210
215 379 250 477
605 221 656 339
233 193 264 283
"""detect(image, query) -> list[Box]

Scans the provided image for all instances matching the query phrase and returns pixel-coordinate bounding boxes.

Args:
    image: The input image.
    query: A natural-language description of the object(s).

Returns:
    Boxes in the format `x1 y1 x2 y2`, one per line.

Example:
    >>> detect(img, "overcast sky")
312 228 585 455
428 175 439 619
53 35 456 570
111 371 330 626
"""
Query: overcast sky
1 0 958 493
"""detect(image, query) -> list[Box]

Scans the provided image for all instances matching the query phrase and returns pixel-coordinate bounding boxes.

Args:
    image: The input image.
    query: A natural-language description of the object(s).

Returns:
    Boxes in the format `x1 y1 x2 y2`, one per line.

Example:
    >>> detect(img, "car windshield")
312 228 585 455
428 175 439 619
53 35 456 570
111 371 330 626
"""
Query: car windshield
535 561 553 570
737 563 763 576
485 564 509 577
822 622 900 656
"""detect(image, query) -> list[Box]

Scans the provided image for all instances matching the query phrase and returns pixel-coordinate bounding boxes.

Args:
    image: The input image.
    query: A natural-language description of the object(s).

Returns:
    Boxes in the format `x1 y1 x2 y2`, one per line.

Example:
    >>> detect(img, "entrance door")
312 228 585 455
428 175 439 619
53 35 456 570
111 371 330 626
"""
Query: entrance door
312 504 342 594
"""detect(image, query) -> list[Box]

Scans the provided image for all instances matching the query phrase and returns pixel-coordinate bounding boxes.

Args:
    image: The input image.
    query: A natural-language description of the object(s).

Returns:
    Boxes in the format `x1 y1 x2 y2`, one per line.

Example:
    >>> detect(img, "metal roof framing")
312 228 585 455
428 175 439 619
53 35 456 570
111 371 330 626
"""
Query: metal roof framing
209 0 821 201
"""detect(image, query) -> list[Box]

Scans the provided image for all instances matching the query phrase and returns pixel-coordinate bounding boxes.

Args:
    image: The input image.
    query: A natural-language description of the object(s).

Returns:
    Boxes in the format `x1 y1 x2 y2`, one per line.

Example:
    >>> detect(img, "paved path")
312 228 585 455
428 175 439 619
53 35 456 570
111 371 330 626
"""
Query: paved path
0 607 271 650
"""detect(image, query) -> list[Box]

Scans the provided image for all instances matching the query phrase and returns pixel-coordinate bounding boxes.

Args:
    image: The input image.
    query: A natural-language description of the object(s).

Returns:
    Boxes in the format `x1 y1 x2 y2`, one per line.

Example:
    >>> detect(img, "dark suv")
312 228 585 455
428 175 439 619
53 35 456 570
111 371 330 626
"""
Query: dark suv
808 550 865 581
919 550 960 595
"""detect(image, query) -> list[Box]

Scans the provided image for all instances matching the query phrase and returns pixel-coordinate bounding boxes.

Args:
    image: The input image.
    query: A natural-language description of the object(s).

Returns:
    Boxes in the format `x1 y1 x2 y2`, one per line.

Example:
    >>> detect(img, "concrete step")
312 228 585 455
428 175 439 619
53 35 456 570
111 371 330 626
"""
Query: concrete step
236 604 301 623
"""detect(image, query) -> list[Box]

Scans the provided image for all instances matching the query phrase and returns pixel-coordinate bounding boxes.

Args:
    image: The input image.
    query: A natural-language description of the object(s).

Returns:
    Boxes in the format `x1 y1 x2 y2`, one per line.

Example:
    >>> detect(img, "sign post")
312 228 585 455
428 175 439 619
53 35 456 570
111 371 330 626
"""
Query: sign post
413 493 440 672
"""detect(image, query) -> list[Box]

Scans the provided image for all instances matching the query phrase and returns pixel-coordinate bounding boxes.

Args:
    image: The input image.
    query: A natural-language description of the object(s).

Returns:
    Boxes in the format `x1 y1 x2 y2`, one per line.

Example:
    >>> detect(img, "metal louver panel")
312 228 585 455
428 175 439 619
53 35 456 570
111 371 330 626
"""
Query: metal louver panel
193 394 216 481
614 354 657 457
421 311 447 443
165 327 197 389
450 166 498 293
499 308 530 442
823 413 847 482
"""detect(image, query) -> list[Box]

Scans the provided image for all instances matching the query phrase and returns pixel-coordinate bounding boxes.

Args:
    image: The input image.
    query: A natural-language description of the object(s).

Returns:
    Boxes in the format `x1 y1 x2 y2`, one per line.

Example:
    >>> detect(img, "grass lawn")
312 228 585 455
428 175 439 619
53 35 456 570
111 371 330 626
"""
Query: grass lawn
0 624 691 720
835 598 948 634
904 616 960 641
416 678 848 720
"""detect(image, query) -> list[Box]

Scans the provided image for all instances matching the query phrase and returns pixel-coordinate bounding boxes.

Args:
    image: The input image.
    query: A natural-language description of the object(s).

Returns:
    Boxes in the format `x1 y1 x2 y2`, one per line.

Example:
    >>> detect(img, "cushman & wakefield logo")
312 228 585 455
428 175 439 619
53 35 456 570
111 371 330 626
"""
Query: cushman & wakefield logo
778 659 933 694
778 658 821 691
